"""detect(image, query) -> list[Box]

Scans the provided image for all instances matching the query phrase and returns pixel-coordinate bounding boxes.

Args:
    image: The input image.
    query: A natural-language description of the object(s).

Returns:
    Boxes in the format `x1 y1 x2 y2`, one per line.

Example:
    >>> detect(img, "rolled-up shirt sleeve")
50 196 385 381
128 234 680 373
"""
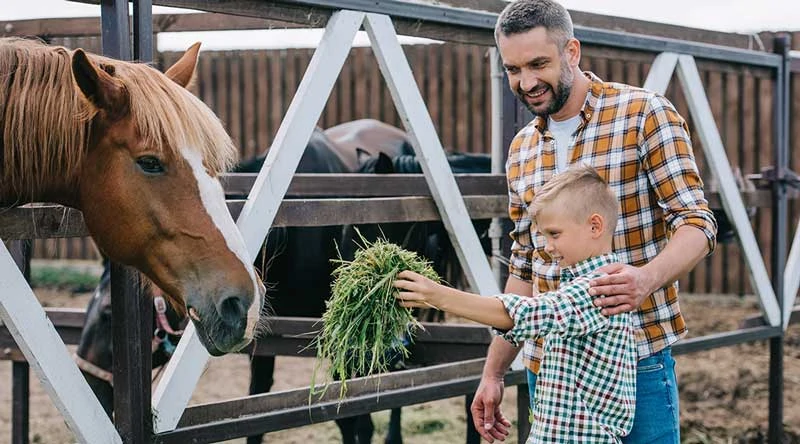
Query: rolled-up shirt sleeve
639 94 718 255
492 279 610 346
506 143 535 282
508 187 535 281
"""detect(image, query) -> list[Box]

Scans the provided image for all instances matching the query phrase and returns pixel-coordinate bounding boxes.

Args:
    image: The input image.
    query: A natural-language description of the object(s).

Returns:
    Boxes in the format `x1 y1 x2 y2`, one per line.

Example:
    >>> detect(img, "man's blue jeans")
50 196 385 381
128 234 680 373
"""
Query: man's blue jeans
526 347 679 443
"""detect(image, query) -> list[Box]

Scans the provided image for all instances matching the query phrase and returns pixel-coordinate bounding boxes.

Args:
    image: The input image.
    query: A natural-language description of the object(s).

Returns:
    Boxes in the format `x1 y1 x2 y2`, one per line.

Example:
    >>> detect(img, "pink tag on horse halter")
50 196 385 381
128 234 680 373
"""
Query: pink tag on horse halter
153 295 184 336
154 294 168 314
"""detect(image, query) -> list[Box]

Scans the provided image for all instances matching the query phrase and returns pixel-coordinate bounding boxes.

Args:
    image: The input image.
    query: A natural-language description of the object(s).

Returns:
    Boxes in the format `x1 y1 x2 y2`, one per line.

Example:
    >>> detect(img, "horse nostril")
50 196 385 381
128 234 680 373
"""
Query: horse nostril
217 296 247 328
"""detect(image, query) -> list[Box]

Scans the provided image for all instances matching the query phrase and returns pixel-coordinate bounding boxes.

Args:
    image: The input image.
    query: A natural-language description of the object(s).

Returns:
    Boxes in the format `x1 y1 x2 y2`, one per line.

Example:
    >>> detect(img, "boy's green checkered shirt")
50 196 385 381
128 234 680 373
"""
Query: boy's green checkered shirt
494 253 637 443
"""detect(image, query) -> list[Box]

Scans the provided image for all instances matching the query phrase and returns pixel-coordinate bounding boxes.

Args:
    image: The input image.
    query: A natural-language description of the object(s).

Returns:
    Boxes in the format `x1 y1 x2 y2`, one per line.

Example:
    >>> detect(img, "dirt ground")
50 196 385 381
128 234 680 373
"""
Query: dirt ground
1 286 799 443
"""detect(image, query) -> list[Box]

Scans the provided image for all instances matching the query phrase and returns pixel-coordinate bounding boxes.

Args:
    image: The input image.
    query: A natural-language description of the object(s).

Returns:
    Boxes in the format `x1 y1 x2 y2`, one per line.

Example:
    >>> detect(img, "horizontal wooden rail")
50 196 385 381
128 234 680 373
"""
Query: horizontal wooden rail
0 196 506 239
246 317 492 363
0 173 788 239
0 174 508 239
3 5 780 56
73 0 791 62
1 309 784 442
222 173 508 197
152 321 784 443
739 306 800 329
0 13 307 38
0 308 86 361
672 325 783 355
0 310 491 363
155 358 527 443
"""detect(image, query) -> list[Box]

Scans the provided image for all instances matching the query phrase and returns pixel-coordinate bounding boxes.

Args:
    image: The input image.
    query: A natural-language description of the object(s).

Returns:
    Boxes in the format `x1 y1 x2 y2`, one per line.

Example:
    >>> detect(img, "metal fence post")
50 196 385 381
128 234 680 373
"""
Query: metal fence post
768 34 791 444
102 1 153 441
9 240 31 444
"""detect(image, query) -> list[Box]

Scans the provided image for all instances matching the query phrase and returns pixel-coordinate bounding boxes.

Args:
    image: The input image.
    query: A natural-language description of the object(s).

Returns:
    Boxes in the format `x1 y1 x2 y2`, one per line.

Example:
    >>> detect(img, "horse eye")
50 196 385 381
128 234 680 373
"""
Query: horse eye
136 156 165 174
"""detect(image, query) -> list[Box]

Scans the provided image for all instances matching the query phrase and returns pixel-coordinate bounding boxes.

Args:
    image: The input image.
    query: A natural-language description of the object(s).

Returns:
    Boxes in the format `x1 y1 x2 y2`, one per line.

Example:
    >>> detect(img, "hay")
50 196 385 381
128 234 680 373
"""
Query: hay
311 234 440 401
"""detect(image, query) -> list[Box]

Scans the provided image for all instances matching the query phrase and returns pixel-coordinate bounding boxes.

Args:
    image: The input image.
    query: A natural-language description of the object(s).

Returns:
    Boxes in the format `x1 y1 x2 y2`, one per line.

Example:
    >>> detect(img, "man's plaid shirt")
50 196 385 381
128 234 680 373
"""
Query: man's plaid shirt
496 253 637 443
507 72 717 372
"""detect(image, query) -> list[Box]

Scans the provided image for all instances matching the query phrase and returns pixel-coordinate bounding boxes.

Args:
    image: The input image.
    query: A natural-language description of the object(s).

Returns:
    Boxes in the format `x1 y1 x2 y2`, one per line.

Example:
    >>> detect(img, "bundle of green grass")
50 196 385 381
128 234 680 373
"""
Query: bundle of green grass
311 236 440 400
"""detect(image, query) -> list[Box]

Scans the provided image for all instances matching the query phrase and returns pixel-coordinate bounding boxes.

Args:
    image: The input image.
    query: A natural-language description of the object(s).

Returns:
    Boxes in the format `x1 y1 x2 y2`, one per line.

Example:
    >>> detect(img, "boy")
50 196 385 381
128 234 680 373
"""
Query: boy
394 165 636 443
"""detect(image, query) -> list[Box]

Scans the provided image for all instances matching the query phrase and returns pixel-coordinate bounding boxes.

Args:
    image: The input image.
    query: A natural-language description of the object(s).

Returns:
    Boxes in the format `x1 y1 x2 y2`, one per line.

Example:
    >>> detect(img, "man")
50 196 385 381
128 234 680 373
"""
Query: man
471 1 718 443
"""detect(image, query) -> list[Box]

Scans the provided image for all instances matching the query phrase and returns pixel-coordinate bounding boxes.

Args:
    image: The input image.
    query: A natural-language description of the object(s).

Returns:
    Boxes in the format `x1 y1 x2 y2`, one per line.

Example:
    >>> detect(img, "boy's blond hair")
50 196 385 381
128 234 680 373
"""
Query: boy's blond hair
531 164 619 233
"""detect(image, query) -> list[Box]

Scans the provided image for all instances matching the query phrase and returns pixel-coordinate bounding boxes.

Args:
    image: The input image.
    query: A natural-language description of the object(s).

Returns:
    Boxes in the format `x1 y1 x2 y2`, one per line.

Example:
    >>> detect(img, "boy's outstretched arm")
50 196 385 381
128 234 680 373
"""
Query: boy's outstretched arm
394 270 514 330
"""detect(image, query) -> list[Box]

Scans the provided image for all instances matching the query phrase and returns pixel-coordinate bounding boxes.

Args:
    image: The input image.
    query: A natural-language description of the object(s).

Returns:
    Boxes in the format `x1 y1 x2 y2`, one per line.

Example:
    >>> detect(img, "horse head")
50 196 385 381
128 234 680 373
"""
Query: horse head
0 38 266 355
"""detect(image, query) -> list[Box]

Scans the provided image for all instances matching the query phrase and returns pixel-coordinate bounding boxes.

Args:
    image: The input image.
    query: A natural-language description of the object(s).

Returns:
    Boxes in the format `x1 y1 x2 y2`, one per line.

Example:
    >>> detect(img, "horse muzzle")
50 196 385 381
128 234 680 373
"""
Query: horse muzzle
187 290 255 356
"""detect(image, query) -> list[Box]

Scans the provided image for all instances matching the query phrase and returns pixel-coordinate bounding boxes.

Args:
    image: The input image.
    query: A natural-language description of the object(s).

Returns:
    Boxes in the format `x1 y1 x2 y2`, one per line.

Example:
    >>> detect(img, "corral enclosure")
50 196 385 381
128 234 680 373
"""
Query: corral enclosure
1 1 799 443
20 16 800 296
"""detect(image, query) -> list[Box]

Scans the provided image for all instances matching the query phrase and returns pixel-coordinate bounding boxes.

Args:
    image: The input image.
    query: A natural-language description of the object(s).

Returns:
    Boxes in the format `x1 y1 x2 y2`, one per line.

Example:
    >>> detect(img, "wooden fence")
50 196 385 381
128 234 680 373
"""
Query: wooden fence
28 30 800 296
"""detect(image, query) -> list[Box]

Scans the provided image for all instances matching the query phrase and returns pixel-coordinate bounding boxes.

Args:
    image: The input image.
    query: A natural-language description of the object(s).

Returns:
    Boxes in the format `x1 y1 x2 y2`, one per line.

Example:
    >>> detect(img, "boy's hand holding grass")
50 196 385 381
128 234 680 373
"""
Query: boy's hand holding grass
394 271 514 331
393 270 453 310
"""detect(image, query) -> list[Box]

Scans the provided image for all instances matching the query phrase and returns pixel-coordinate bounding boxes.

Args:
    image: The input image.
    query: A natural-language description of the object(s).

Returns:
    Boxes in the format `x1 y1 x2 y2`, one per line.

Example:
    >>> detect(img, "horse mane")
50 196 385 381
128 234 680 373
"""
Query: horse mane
0 37 237 201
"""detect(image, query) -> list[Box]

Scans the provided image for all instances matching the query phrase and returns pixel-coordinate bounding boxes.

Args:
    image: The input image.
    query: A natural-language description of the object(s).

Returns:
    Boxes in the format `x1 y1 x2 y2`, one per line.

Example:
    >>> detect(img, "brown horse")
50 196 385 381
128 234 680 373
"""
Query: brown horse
0 37 266 355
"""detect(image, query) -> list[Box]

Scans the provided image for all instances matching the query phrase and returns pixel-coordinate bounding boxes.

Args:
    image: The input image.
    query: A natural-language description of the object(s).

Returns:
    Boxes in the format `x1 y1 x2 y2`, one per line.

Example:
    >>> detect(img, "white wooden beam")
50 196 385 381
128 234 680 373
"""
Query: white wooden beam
363 12 500 297
0 242 121 443
237 9 366 255
642 52 679 94
151 10 366 432
676 55 780 327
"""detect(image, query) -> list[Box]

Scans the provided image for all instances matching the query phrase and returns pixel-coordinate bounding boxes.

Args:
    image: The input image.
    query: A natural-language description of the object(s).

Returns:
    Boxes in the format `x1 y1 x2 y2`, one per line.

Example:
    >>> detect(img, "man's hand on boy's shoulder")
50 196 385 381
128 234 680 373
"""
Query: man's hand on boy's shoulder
588 263 656 316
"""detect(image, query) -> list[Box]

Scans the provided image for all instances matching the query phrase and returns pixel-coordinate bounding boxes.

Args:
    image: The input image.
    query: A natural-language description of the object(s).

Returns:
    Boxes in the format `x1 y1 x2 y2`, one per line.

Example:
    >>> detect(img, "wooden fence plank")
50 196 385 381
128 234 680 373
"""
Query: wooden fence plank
475 46 489 153
723 70 743 295
229 52 243 150
440 44 455 148
368 47 383 119
352 47 368 121
706 69 724 294
740 72 757 295
609 57 624 83
255 52 270 155
758 75 774 283
426 45 442 139
0 195 507 240
455 44 470 152
269 50 284 145
241 51 257 159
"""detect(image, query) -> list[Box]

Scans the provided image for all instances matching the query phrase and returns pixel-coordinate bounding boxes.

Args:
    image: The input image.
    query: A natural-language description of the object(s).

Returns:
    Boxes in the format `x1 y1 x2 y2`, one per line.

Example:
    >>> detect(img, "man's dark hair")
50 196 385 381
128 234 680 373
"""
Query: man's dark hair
495 0 574 49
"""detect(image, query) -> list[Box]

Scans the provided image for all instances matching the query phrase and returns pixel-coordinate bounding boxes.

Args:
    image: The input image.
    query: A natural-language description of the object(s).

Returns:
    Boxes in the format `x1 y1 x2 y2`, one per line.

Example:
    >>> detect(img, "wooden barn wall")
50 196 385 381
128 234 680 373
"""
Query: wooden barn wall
35 32 800 297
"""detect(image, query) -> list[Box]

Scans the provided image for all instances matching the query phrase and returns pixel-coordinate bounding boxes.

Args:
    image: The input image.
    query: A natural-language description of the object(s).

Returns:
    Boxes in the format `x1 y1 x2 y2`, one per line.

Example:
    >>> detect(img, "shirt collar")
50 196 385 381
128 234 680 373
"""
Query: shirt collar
533 71 604 135
560 252 618 282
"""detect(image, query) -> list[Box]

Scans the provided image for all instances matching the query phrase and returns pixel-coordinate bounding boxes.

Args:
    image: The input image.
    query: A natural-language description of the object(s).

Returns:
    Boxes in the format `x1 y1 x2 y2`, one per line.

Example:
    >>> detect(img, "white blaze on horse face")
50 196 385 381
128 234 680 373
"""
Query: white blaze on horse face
181 148 261 338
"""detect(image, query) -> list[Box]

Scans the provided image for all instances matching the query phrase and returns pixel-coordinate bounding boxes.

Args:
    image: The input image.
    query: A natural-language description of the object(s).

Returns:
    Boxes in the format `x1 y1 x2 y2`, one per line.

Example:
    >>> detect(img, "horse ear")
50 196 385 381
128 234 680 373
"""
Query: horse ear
355 147 371 165
71 49 128 114
164 42 201 89
375 152 394 174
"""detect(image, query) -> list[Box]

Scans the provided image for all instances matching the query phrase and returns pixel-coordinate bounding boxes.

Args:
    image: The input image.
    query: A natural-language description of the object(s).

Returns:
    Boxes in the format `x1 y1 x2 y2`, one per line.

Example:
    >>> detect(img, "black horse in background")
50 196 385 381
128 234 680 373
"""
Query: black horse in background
235 126 390 444
346 148 493 305
75 119 493 444
73 257 186 417
240 122 492 444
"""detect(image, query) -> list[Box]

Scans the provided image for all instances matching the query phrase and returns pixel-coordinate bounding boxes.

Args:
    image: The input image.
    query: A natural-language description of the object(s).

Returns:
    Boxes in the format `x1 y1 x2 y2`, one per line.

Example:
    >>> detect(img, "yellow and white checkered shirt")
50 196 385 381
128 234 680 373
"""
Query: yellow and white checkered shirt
506 72 717 372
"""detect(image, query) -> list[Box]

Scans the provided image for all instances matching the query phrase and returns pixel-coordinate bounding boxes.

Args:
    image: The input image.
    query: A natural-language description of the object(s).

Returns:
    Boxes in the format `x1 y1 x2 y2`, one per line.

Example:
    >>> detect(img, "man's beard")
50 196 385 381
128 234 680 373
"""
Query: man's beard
517 64 574 118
